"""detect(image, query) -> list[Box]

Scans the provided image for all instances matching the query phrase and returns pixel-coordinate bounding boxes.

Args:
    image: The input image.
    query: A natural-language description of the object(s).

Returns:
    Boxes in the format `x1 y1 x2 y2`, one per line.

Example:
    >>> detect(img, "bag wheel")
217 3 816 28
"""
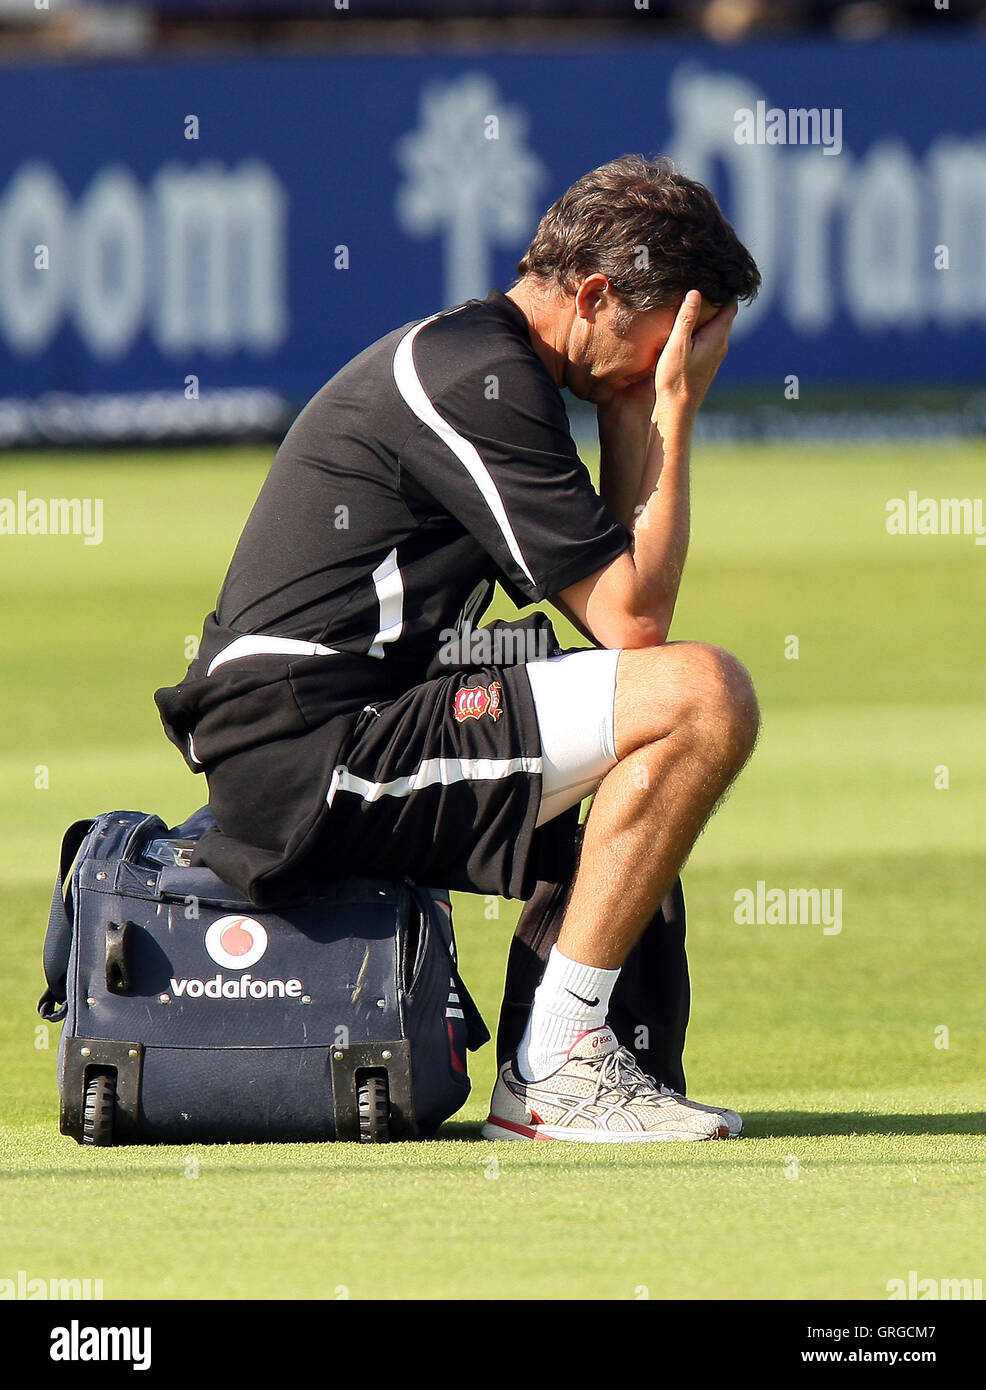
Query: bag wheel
357 1073 390 1144
82 1072 115 1147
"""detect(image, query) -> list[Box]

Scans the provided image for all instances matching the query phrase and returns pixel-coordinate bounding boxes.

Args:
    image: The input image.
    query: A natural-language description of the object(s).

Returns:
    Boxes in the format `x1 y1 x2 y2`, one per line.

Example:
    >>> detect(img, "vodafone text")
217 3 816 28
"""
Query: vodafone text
169 973 303 1000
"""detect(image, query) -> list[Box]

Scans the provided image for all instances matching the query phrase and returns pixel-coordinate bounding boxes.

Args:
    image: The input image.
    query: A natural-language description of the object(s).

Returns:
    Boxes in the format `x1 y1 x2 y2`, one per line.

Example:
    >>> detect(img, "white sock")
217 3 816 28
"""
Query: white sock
515 945 620 1082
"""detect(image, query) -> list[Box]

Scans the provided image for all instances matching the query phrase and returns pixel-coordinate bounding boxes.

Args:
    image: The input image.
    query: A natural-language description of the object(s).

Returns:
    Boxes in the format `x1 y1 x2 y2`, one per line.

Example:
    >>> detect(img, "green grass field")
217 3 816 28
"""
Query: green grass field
1 443 984 1301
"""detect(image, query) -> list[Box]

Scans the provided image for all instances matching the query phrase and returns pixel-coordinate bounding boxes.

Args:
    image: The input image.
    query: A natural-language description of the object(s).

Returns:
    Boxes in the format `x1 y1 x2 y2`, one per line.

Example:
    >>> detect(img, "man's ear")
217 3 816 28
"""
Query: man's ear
574 274 613 323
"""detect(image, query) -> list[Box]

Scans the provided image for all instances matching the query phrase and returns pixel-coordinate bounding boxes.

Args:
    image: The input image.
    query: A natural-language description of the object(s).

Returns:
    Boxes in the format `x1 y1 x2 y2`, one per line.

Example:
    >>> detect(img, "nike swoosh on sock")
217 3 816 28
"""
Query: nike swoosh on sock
565 988 600 1008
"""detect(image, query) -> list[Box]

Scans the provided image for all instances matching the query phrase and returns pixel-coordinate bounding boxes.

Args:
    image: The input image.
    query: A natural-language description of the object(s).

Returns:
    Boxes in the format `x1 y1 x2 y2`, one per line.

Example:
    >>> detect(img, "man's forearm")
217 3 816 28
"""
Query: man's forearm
566 293 734 650
597 400 654 529
628 416 691 634
598 399 692 636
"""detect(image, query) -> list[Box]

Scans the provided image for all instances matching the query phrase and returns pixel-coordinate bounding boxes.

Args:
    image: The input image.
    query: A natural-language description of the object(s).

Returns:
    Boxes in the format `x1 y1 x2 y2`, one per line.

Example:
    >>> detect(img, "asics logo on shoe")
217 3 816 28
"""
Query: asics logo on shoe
565 989 600 1007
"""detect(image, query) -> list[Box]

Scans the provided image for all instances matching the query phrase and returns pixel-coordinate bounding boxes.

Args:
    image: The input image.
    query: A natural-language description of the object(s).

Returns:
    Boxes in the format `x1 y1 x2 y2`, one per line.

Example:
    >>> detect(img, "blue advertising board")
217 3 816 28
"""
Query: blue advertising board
0 38 983 441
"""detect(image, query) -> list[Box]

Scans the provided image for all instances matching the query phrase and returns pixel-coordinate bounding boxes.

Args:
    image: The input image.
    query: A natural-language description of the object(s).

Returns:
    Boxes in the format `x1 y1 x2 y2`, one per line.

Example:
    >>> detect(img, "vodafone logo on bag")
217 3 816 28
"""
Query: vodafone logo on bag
204 915 269 970
167 914 305 1002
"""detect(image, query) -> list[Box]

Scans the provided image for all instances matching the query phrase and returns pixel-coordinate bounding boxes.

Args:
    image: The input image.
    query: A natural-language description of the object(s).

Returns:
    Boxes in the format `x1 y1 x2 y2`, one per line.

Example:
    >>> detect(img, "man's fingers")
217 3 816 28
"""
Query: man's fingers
655 292 736 409
695 297 738 345
716 297 739 330
674 289 702 341
654 291 702 383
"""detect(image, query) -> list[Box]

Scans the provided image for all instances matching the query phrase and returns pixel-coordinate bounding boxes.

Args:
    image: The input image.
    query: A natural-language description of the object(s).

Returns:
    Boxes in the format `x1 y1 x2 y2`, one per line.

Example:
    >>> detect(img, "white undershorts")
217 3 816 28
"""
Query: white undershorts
524 648 622 827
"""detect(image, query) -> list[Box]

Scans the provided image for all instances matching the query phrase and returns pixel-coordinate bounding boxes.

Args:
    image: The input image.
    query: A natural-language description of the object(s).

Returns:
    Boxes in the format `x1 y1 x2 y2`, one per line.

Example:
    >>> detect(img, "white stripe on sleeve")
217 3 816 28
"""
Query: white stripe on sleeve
206 634 337 676
367 546 405 658
392 315 537 590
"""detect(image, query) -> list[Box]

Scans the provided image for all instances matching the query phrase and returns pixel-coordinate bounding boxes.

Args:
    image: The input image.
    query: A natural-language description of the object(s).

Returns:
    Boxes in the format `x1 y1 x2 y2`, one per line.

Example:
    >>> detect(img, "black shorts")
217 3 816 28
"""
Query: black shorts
308 661 547 896
184 617 583 907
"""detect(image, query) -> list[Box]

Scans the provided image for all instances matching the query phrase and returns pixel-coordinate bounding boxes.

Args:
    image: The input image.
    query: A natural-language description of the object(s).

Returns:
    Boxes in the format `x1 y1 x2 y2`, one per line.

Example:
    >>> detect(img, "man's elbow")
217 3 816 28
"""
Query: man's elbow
593 610 670 650
619 612 670 648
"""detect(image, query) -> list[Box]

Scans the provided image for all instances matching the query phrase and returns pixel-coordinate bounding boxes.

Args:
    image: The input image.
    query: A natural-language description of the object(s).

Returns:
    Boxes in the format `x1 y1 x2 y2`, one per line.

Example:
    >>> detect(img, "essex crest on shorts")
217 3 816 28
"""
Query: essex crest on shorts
453 680 503 723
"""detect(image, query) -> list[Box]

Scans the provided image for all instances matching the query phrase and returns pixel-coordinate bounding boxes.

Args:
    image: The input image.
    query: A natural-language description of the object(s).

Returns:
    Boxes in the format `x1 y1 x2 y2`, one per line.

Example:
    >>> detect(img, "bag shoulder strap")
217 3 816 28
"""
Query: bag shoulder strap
38 818 96 1023
415 885 490 1052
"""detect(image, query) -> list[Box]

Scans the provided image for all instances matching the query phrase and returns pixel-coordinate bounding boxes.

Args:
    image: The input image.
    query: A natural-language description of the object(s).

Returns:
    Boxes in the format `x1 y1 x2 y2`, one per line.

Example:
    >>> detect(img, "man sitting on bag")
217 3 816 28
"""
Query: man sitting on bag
155 154 761 1143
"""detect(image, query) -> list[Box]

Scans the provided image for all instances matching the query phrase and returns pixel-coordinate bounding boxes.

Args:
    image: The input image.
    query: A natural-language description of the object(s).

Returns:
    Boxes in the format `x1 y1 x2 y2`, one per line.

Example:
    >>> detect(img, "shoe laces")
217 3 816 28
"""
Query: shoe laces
585 1047 670 1107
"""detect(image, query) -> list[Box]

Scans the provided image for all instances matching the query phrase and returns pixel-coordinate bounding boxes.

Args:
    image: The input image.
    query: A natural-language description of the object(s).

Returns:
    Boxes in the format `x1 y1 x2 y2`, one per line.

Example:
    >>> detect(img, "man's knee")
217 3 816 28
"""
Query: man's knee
614 641 760 763
679 643 760 764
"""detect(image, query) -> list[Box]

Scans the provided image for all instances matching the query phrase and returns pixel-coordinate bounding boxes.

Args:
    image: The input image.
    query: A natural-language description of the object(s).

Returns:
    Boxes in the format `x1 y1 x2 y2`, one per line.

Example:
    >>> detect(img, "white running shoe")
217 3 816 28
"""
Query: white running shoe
481 1026 729 1143
657 1083 743 1139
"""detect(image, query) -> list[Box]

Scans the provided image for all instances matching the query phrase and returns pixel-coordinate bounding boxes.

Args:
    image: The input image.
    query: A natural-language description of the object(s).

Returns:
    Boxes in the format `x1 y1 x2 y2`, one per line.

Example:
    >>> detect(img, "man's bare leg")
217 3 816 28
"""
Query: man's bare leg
558 641 760 968
511 639 758 1091
485 639 759 1140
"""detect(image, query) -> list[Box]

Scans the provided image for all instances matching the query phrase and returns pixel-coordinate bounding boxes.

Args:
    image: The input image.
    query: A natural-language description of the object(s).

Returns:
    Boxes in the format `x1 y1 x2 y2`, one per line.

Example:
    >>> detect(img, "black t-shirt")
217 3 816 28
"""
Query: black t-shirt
155 288 630 902
209 288 629 700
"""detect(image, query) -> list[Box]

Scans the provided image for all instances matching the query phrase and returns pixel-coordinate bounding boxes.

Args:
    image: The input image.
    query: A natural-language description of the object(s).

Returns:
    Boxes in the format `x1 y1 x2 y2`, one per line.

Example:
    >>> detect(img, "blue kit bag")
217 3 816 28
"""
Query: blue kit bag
38 806 488 1145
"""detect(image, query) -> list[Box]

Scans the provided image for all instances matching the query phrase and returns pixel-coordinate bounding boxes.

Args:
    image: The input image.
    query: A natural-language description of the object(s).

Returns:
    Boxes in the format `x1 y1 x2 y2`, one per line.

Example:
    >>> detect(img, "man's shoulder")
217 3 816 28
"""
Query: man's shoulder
286 289 567 453
411 290 540 375
409 291 568 430
297 293 525 402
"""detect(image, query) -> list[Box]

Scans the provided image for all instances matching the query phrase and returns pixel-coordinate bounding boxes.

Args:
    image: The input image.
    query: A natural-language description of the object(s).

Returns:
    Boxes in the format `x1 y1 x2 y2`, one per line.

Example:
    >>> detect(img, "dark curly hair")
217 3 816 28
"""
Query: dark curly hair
516 154 761 320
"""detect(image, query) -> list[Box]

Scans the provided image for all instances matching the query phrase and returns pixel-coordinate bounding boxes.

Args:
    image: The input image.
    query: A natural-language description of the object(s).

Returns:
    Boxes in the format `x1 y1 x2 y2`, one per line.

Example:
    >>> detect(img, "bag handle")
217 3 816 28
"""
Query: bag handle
415 885 490 1052
38 819 95 1023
